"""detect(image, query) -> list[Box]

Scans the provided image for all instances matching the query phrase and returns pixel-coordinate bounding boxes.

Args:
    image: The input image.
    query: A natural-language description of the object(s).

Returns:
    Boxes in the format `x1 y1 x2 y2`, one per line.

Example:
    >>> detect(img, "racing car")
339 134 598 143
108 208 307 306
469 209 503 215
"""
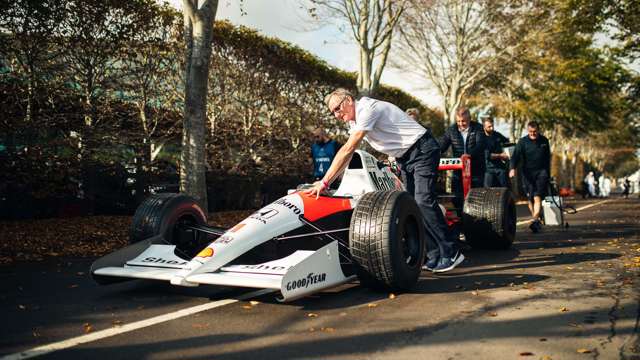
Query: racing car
91 150 515 301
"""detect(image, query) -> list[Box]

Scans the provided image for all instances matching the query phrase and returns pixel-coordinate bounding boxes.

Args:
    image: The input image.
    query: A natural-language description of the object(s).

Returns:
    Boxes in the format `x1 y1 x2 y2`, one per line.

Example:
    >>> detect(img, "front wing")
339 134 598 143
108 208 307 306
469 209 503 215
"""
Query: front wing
92 240 355 302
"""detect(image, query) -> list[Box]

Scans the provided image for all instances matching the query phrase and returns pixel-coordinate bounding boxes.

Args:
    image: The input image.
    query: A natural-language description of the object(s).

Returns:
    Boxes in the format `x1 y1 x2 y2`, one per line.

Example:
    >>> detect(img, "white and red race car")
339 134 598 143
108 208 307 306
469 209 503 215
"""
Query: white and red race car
91 150 515 301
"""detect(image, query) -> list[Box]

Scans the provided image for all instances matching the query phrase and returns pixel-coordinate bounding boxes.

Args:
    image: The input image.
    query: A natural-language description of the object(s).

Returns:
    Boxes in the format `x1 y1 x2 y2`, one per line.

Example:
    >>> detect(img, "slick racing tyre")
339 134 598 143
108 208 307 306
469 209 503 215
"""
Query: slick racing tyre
349 190 426 291
130 193 209 258
462 187 516 249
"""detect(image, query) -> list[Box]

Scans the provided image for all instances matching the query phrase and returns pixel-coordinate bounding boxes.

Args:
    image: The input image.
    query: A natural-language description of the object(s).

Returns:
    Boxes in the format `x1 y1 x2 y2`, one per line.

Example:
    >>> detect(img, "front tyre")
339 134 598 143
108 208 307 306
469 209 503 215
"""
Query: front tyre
349 191 426 291
130 193 208 258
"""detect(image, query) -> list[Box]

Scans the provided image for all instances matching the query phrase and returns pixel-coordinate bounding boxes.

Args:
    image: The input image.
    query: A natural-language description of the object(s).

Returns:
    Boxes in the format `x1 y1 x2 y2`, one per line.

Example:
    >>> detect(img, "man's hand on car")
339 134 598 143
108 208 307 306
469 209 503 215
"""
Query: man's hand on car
303 180 328 199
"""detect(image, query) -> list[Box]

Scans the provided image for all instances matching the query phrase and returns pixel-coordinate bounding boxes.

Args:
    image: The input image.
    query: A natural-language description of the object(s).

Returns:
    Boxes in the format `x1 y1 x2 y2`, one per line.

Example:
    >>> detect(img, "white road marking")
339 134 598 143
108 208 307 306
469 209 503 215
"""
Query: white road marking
516 199 611 226
2 289 273 360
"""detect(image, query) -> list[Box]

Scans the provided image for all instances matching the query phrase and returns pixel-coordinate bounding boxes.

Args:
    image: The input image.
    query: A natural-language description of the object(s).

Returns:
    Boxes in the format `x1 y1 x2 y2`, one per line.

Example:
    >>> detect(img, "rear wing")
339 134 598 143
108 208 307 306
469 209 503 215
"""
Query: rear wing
438 154 472 198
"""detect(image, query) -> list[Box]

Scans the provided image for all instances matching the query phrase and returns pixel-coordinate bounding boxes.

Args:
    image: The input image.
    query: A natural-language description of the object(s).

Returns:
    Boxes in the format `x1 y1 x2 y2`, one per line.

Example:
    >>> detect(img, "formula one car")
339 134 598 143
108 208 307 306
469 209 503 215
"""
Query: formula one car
91 150 515 301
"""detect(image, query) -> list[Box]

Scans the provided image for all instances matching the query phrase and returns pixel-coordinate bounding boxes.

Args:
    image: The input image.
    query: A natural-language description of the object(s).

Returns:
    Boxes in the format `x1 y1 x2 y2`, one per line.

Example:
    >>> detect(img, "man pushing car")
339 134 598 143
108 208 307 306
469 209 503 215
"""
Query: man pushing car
304 88 464 273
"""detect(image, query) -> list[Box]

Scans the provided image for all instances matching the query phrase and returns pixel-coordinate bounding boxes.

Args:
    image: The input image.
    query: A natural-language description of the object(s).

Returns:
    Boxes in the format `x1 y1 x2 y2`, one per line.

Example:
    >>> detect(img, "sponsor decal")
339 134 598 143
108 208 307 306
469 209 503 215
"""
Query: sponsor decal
196 247 214 258
274 198 302 215
141 257 188 266
440 158 461 165
285 272 327 291
249 208 279 224
215 235 233 244
365 155 376 167
240 264 291 272
368 171 396 191
229 223 246 233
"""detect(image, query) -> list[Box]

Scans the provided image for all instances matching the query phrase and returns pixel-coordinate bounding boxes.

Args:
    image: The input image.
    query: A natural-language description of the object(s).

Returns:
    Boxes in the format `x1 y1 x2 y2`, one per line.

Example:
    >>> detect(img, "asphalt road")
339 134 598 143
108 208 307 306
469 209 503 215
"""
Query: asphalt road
1 197 639 360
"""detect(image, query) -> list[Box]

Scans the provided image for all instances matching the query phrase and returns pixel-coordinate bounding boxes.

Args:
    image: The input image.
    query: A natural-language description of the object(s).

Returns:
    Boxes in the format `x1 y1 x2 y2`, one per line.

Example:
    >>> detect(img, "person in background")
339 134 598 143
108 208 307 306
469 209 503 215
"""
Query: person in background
439 107 487 213
622 177 631 198
602 175 611 197
509 121 551 233
585 172 596 198
311 128 339 181
482 118 510 187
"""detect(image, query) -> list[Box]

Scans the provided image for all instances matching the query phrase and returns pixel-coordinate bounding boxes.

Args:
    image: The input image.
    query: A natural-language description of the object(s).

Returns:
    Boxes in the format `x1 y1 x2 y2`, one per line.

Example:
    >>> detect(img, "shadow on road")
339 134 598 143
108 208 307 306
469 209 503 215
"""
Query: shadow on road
41 299 638 360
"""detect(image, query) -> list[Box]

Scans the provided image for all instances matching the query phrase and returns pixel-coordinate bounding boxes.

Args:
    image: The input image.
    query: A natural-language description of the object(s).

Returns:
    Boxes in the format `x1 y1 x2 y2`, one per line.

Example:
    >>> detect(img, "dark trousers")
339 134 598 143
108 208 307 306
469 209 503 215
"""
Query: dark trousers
398 134 456 261
484 168 508 188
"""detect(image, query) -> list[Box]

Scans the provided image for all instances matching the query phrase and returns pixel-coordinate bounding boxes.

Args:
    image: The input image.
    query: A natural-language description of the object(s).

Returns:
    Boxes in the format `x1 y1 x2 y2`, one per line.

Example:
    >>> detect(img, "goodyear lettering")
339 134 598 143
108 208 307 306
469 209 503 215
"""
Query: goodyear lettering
285 272 327 291
274 198 302 215
368 171 395 191
142 257 188 266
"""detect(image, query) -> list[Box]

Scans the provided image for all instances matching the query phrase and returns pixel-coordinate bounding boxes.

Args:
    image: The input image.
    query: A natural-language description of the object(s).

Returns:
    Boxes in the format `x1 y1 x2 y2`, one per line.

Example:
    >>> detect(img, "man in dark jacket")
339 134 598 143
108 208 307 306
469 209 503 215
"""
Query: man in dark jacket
483 118 510 187
509 121 551 233
439 107 486 212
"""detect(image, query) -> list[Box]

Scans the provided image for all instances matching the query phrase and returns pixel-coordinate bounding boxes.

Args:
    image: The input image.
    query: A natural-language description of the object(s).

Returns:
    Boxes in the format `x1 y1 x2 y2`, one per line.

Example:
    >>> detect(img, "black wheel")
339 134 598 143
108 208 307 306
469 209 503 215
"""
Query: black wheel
349 190 425 291
130 193 208 258
462 187 516 249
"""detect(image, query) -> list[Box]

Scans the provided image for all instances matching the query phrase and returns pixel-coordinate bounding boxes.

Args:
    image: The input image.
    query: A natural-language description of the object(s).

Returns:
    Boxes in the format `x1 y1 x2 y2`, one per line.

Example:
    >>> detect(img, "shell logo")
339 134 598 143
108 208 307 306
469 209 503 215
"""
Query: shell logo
197 247 214 258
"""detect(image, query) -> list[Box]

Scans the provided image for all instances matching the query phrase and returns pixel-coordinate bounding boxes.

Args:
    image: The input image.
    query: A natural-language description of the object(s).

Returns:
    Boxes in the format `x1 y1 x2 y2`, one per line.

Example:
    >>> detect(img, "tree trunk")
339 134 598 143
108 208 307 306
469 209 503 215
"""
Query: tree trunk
180 0 218 213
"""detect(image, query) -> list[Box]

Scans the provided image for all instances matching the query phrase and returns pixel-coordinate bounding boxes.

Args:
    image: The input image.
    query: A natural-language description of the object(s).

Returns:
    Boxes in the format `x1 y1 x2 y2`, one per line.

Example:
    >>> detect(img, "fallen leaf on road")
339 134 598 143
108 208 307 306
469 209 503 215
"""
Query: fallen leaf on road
539 338 547 342
321 327 335 332
566 266 574 270
339 312 347 316
307 313 318 317
560 307 569 312
242 305 252 310
541 356 552 360
471 291 479 296
518 351 534 356
488 312 498 317
576 348 591 354
83 323 93 333
112 320 123 327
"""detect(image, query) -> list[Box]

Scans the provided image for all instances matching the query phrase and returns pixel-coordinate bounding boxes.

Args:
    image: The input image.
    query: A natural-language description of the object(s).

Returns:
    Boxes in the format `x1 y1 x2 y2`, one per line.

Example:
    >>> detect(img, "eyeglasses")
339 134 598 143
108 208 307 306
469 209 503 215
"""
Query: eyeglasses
330 96 347 115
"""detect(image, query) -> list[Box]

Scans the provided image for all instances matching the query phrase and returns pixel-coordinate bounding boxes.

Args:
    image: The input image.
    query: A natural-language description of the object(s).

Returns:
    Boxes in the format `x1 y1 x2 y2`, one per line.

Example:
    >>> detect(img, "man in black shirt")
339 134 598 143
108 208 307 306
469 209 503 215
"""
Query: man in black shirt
509 121 551 232
439 107 486 212
483 118 510 187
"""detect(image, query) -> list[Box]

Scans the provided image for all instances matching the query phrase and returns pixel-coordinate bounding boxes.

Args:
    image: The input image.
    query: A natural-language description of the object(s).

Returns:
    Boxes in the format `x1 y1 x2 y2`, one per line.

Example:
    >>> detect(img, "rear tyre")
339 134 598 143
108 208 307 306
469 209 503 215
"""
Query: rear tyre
349 191 425 291
462 187 516 249
130 193 209 258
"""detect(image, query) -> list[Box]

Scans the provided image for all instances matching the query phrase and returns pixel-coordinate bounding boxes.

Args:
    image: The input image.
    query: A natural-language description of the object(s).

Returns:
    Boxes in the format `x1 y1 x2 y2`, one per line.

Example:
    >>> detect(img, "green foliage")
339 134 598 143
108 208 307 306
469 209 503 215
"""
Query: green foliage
1 6 437 212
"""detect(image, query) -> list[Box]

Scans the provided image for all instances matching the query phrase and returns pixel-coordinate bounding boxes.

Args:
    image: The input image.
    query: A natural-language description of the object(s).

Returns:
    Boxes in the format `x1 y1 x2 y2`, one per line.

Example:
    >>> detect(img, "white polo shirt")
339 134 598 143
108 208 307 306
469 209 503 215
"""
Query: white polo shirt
348 97 426 157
